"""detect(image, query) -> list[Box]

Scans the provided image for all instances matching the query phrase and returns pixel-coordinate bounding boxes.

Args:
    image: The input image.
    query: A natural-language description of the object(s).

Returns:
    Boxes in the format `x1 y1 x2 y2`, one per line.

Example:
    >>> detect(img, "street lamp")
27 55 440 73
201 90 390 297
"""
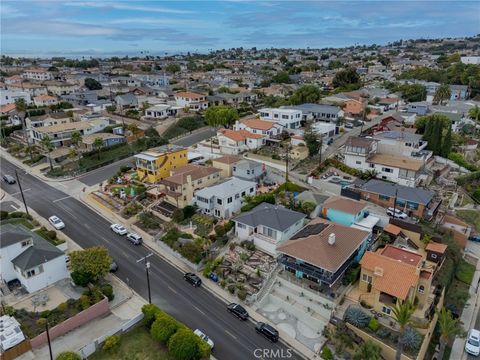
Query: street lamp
137 253 153 304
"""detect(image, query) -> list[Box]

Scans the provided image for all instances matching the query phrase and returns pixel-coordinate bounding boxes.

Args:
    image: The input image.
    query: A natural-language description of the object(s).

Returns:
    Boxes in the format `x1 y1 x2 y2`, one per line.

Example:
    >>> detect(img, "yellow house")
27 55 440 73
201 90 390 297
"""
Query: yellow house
358 245 441 320
135 145 188 183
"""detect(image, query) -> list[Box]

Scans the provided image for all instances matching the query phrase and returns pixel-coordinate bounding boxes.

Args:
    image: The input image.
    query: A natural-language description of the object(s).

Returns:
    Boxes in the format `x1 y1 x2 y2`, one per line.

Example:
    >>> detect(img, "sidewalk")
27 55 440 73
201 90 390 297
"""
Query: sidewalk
80 190 315 359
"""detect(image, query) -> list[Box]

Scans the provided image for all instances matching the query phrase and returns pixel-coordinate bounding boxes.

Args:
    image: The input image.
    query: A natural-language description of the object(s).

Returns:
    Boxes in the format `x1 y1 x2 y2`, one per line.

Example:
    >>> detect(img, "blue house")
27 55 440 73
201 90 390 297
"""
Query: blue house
321 196 367 227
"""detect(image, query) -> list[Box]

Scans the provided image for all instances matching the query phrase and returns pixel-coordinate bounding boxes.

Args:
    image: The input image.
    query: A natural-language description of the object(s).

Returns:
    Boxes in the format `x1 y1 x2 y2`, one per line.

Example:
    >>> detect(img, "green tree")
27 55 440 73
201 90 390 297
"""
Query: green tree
14 98 27 113
151 312 180 344
41 135 54 171
55 352 82 360
332 67 361 89
399 84 427 102
442 125 452 157
468 105 480 122
434 84 451 105
205 106 239 152
69 246 112 283
167 328 199 360
271 71 291 84
392 300 416 360
436 307 463 360
353 340 382 360
166 63 181 73
93 137 104 160
84 78 102 90
303 121 322 157
289 84 321 105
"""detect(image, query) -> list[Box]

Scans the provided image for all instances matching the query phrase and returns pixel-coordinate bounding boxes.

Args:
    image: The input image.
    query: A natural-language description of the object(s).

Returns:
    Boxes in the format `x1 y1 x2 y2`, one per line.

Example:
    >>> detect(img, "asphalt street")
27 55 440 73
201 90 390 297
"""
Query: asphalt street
172 127 216 147
0 158 302 360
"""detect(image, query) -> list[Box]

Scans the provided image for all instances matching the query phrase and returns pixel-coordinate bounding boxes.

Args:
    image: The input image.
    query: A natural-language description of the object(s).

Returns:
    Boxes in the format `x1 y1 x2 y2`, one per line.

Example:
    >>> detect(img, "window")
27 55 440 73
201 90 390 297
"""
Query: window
356 161 361 165
381 306 391 315
406 201 419 210
227 197 233 204
21 239 32 247
250 187 254 193
241 191 246 196
362 274 372 283
246 170 250 175
237 223 246 229
217 199 222 205
233 166 236 171
431 253 437 259
382 167 393 173
235 193 240 199
26 269 36 278
418 285 425 294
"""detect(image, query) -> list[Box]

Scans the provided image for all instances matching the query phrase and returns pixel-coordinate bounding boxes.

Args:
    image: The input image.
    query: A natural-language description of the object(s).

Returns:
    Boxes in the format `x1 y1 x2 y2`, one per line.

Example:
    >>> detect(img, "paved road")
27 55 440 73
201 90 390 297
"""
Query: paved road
172 127 216 147
0 158 302 360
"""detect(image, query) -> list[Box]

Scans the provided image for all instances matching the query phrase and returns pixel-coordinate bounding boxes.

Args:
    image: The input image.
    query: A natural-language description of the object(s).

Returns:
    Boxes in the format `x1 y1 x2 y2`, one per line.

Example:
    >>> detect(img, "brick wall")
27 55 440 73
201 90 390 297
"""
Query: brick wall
30 297 109 348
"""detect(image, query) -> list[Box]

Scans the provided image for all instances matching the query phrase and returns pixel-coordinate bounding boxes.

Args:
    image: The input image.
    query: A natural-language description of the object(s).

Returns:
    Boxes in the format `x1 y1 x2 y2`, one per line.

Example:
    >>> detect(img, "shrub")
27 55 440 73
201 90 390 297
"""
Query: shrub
151 312 181 344
345 307 371 328
71 271 93 287
102 335 120 351
55 352 82 360
196 336 212 358
240 240 255 251
141 304 161 329
228 284 236 294
224 220 234 232
368 318 380 332
8 211 32 220
0 210 8 220
100 283 114 301
376 327 391 339
321 346 334 360
57 302 68 312
401 327 421 350
214 224 226 237
237 290 247 301
168 328 199 360
78 295 91 311
272 154 281 160
342 264 361 285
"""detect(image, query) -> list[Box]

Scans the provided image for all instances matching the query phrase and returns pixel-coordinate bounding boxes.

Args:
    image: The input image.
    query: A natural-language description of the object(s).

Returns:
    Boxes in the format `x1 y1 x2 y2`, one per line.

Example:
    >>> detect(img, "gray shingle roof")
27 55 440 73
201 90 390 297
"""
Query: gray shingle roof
0 231 32 249
234 202 306 232
361 179 434 205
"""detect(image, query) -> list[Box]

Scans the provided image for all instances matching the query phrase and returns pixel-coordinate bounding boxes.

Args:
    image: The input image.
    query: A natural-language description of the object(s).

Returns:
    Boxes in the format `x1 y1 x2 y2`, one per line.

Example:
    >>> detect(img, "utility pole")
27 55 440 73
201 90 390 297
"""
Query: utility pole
45 320 53 360
137 253 153 304
285 143 290 183
14 169 29 216
392 189 398 220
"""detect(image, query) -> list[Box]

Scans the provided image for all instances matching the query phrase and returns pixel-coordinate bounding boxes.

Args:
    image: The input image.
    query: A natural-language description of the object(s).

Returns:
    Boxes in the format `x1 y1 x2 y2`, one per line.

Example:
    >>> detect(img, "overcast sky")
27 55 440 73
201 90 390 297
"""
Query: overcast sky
1 1 479 57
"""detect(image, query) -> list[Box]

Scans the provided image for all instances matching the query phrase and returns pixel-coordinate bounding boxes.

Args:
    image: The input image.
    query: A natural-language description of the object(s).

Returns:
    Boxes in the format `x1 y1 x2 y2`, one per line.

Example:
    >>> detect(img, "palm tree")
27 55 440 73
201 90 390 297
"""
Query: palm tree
353 340 382 360
437 307 463 360
15 98 34 162
40 135 54 171
392 299 416 360
70 131 83 164
93 137 104 160
468 105 480 123
434 84 451 105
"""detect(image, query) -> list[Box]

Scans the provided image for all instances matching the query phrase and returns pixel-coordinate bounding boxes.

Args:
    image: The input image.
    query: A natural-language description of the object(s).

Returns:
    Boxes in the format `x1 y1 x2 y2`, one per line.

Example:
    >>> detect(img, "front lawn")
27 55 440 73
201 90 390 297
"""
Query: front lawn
1 217 34 229
456 259 476 285
88 325 171 360
34 227 66 246
456 209 480 232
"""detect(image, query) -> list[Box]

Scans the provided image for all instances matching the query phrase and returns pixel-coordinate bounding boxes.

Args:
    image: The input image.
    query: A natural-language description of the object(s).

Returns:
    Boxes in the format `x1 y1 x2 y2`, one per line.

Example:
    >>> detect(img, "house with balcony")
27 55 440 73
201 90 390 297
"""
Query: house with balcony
0 224 68 293
144 104 180 119
284 103 343 123
258 108 302 130
159 164 222 208
217 128 266 155
357 245 441 320
373 131 430 160
359 179 439 219
80 132 125 151
277 219 370 287
33 95 58 107
22 68 53 81
208 92 258 108
194 177 256 219
174 91 208 111
134 145 188 183
233 203 306 255
233 119 283 138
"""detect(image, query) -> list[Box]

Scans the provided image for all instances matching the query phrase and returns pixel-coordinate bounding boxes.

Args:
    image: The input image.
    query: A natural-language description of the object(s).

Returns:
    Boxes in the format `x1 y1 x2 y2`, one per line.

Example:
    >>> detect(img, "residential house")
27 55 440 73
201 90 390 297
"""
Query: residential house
449 85 469 101
80 132 125 151
440 215 472 249
4 75 23 85
43 81 79 96
407 102 429 115
285 103 343 123
62 90 98 106
22 68 53 81
130 73 169 88
134 145 188 183
115 93 138 109
194 177 257 219
0 103 17 116
144 104 180 119
371 113 406 133
425 242 447 265
373 130 430 159
111 76 142 87
8 82 49 97
320 196 367 226
233 119 283 138
174 91 208 111
159 164 222 208
211 155 242 177
234 203 306 255
277 218 370 287
232 159 264 181
258 108 302 130
217 128 266 155
296 191 330 218
33 95 58 107
358 245 438 319
1 91 31 106
25 112 73 136
208 92 257 108
359 179 439 219
0 224 68 293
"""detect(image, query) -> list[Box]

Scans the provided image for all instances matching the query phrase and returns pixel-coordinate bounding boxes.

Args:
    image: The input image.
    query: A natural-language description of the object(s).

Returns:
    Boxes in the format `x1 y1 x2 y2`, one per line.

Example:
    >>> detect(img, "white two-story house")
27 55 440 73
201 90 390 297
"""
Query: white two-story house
217 128 266 155
0 224 68 293
174 91 209 111
194 177 257 219
234 203 306 255
233 119 283 138
259 108 302 130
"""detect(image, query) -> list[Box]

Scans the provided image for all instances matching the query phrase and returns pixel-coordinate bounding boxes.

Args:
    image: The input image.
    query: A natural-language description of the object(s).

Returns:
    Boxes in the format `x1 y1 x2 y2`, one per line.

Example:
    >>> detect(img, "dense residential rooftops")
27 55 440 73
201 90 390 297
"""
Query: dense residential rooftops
361 179 435 205
234 202 306 232
278 218 369 273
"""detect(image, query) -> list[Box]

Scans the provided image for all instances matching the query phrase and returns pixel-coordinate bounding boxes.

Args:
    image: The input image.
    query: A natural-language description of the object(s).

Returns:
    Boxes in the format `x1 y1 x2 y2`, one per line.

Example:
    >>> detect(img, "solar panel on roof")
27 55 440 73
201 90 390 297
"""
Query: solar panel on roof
290 223 328 240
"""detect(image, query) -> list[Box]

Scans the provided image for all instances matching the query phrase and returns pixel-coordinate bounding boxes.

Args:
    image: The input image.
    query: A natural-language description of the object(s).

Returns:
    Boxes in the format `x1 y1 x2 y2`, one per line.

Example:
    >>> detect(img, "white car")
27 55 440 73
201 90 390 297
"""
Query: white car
110 224 127 235
194 329 214 349
386 207 408 219
465 329 480 356
48 215 65 230
126 233 142 245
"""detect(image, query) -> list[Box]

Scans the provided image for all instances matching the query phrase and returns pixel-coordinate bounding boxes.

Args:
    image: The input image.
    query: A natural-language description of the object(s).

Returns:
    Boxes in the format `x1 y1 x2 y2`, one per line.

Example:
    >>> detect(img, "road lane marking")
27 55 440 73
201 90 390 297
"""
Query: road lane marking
192 305 206 316
10 204 19 211
225 330 237 340
167 286 178 294
10 188 31 196
53 195 71 203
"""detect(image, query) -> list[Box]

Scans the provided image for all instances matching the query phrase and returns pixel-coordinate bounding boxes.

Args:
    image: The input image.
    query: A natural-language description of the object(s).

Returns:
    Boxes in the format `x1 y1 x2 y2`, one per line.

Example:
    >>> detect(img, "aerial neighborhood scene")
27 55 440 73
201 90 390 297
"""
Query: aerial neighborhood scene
1 1 480 360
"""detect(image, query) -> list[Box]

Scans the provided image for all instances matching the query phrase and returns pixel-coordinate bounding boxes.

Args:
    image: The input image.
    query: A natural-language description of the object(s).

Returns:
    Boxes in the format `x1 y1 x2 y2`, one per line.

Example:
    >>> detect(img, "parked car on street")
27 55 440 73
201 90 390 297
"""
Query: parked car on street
386 207 408 219
3 174 16 184
194 329 214 349
469 235 480 243
255 322 279 342
126 233 142 245
48 215 65 230
110 260 119 272
465 329 480 356
227 303 249 320
183 272 202 287
110 224 127 235
344 123 354 129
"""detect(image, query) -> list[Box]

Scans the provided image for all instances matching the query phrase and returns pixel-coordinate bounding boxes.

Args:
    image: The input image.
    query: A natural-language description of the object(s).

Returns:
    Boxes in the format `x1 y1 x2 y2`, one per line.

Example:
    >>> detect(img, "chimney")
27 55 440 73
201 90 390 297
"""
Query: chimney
328 233 336 245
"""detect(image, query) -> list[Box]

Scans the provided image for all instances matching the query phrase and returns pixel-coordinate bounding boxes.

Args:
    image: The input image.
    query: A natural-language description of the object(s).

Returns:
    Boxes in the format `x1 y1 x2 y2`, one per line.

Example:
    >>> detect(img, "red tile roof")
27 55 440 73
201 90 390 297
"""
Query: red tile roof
380 245 422 266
